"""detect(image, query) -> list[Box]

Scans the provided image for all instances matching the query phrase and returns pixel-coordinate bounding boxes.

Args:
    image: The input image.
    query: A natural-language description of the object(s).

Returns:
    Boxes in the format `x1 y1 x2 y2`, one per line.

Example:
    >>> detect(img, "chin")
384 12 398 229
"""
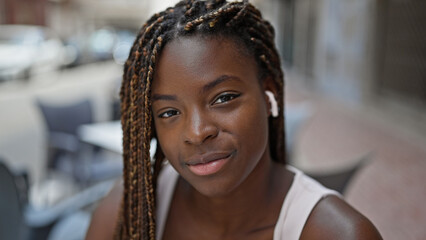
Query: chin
194 185 235 198
187 174 243 198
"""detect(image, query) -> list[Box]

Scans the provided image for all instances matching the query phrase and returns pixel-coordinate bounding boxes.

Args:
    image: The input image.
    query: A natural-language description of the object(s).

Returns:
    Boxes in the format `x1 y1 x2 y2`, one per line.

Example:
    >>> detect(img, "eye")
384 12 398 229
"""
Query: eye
158 109 180 118
213 92 241 105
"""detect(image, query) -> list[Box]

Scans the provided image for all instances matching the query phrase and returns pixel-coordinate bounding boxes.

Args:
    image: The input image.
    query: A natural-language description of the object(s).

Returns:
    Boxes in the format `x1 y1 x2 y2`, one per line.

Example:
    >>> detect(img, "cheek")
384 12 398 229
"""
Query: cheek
154 121 180 162
226 100 269 152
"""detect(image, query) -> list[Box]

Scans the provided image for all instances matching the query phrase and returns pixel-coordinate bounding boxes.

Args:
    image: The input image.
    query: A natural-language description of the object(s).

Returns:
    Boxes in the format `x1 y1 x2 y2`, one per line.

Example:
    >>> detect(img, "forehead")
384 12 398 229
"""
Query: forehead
152 35 260 93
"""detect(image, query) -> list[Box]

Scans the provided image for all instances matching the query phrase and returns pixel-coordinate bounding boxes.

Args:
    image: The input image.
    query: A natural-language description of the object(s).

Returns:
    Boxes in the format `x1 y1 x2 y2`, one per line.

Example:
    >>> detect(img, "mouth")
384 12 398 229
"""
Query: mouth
185 151 234 176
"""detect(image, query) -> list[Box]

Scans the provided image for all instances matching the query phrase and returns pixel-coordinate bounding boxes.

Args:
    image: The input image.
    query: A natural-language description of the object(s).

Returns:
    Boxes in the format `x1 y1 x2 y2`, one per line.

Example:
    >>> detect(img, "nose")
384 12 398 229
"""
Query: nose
184 109 218 145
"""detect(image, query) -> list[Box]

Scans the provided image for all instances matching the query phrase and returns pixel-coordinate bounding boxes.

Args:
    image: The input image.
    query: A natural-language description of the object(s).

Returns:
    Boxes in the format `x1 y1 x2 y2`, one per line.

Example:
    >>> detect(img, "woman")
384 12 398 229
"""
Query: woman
86 0 382 239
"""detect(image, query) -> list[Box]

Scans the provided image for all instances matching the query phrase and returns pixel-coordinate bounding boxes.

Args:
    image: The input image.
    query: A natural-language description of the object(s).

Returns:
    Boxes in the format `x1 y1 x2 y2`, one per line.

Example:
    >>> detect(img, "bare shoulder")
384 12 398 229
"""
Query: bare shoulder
85 181 123 240
300 195 382 240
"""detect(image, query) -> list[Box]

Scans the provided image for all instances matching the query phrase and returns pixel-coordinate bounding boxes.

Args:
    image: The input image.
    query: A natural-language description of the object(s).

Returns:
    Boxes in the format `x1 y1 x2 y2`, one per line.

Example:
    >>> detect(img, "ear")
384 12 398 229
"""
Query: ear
262 75 279 116
262 75 279 95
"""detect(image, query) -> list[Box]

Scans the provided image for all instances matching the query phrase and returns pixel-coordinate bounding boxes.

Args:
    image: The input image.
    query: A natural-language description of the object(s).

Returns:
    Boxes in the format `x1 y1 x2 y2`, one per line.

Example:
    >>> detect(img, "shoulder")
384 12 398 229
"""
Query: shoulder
300 195 382 239
85 181 122 240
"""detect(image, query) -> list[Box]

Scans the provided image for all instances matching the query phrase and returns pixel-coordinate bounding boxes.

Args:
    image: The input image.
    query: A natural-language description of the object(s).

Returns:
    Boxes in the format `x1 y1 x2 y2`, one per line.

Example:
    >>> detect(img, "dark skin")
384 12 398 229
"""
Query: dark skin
85 36 382 240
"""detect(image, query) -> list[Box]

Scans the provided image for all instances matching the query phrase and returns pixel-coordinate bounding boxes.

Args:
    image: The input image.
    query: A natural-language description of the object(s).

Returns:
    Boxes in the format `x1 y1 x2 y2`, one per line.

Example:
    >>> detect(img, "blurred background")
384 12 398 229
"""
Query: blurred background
0 0 425 239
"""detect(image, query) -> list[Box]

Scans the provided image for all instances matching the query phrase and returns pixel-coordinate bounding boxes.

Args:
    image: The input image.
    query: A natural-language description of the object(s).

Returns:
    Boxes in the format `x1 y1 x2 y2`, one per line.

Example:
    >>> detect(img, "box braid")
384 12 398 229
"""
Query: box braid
116 0 285 239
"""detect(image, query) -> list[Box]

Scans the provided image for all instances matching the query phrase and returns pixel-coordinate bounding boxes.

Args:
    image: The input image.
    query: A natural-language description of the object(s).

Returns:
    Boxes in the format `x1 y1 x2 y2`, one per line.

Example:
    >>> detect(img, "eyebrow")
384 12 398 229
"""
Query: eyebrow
152 94 177 102
201 75 241 94
152 75 241 102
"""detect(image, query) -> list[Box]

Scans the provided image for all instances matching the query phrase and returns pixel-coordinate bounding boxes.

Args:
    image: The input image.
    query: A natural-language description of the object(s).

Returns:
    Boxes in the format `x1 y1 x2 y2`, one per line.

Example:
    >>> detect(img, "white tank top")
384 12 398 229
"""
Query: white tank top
155 163 339 240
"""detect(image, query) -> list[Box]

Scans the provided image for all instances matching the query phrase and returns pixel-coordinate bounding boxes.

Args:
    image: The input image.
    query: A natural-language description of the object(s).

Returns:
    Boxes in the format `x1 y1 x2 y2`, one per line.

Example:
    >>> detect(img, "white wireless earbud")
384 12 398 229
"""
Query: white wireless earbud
265 90 279 118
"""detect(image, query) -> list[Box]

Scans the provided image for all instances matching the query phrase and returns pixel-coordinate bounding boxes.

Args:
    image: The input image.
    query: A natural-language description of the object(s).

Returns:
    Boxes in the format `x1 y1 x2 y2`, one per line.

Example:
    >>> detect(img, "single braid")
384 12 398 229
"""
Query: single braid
142 36 164 239
128 70 142 238
225 1 249 27
206 0 227 10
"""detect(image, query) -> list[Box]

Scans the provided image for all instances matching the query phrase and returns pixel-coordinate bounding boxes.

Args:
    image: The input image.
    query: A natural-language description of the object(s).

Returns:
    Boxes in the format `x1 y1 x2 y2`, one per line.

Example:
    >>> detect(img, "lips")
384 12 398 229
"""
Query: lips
186 151 234 176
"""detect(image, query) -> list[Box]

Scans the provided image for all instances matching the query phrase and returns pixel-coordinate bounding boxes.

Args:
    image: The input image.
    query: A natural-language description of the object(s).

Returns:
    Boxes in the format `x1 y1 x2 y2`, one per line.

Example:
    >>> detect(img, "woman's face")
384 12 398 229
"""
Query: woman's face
152 35 272 197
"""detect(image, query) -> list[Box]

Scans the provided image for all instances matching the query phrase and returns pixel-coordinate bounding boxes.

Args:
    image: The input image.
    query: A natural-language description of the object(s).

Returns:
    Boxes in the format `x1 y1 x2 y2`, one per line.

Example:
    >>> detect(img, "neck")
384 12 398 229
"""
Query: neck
181 152 288 235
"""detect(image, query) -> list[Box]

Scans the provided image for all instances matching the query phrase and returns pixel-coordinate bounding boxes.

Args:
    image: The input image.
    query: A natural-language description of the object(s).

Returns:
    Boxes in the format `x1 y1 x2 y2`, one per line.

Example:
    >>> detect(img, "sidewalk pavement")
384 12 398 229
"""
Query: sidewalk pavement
286 82 426 240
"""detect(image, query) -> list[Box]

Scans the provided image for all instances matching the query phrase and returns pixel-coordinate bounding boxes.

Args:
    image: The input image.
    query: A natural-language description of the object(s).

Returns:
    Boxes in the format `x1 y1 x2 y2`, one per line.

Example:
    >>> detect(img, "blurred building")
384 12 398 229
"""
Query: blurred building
258 0 426 133
1 0 48 25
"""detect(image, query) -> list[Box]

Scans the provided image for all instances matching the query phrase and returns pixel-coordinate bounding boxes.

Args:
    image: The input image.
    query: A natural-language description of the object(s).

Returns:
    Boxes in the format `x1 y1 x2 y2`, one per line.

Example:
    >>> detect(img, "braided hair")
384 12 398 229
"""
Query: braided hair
117 0 285 239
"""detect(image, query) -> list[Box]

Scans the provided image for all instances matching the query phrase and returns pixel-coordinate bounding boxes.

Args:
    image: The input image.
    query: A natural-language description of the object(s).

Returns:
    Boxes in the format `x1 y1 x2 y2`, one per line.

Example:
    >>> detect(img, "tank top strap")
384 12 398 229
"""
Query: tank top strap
156 163 179 240
273 165 340 240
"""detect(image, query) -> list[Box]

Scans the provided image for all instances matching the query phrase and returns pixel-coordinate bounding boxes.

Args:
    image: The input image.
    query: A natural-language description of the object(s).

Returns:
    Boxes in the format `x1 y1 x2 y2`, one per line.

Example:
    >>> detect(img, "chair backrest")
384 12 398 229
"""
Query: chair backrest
0 160 27 240
307 155 370 194
37 99 93 135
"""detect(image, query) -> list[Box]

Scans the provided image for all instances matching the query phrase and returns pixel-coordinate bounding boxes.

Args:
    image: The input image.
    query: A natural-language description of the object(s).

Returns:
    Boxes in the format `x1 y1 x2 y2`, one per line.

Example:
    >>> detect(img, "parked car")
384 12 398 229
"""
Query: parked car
0 25 68 81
